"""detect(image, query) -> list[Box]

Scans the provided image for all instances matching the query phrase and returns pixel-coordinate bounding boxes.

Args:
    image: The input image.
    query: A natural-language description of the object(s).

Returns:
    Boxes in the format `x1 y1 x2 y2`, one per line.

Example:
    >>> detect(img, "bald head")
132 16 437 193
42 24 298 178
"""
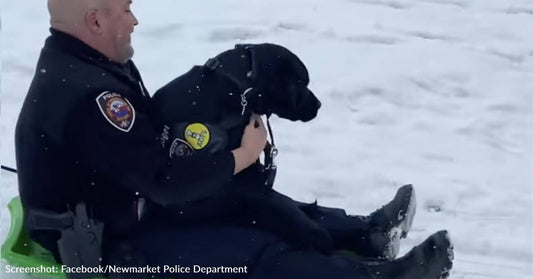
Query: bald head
48 0 105 33
47 0 138 63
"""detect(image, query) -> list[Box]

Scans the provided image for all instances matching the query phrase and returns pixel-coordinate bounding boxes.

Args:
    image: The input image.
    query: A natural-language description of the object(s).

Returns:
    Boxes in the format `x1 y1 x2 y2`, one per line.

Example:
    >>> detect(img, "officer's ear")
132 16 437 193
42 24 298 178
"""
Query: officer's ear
85 9 102 33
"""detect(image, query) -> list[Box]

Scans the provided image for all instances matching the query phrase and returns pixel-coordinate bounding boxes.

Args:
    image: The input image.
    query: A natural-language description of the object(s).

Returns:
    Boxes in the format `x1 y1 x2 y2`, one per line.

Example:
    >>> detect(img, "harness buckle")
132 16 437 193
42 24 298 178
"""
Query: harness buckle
241 87 255 115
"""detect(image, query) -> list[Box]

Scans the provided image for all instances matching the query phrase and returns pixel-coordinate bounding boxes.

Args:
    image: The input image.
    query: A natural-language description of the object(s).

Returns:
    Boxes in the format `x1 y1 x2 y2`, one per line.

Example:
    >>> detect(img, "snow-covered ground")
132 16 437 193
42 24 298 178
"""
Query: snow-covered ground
2 0 532 278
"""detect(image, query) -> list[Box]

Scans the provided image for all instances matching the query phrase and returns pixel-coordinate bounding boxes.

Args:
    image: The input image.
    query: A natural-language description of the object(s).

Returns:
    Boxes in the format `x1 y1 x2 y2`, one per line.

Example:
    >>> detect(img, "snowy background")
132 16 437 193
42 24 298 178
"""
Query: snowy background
1 0 532 278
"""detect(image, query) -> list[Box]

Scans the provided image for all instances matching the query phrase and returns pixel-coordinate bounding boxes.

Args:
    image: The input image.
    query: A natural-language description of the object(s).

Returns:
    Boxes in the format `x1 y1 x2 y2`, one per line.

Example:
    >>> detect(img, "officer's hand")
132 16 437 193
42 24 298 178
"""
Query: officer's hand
241 114 267 161
232 114 267 174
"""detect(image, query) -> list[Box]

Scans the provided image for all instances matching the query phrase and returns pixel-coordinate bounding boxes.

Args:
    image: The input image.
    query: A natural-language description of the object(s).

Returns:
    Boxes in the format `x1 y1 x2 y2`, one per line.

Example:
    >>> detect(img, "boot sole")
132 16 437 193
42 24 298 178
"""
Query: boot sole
368 230 454 278
382 185 417 259
408 230 454 279
436 230 454 279
398 184 416 238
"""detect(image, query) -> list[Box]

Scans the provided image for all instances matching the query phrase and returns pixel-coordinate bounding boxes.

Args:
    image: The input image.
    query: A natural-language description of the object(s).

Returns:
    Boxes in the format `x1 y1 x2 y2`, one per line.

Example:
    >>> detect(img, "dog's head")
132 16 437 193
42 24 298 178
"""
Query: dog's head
152 44 321 153
211 43 321 122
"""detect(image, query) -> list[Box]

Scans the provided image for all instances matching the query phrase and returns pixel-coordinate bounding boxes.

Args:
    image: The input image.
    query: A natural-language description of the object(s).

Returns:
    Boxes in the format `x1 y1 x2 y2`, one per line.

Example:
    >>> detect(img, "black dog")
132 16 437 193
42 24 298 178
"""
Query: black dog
150 43 331 253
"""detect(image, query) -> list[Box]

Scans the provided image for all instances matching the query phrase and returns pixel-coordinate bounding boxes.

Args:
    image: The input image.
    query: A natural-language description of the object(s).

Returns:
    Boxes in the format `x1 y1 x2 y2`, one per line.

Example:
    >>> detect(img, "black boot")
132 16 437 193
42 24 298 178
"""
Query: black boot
366 184 417 260
365 230 454 279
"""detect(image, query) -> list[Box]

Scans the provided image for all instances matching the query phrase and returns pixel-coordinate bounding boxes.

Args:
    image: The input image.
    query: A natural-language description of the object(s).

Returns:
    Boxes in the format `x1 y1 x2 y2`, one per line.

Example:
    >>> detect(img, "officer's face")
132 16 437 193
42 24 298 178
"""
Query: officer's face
100 0 138 63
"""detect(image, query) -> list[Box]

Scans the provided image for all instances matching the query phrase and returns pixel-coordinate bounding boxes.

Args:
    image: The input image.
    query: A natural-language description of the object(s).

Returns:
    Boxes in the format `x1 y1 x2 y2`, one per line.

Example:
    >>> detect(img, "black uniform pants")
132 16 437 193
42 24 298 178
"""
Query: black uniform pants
118 226 377 279
106 193 378 279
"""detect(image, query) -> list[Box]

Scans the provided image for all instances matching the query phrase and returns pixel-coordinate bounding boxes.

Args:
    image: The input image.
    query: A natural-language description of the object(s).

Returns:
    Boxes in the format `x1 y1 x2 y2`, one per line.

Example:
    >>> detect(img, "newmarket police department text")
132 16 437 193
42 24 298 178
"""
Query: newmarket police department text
5 264 249 275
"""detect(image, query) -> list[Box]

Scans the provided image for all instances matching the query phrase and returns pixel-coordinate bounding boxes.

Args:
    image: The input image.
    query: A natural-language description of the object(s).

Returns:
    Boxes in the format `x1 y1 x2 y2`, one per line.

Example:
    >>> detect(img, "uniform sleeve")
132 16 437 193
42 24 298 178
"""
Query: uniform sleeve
66 93 235 208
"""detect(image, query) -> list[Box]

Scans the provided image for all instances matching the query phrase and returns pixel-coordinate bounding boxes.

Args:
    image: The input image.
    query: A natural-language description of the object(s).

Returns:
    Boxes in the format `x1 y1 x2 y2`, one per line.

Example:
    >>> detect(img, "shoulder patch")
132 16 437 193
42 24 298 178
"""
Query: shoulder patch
169 138 194 158
184 123 210 150
96 91 135 132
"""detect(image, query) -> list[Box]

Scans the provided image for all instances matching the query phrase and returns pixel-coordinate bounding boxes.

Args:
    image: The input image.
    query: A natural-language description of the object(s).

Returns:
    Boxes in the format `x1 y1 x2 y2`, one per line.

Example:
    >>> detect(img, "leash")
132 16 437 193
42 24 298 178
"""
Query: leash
261 115 278 188
1 165 17 173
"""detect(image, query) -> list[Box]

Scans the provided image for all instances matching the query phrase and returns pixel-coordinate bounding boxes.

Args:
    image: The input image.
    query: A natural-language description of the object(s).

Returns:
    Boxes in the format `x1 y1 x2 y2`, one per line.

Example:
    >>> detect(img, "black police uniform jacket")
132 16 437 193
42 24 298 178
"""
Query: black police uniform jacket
15 29 236 258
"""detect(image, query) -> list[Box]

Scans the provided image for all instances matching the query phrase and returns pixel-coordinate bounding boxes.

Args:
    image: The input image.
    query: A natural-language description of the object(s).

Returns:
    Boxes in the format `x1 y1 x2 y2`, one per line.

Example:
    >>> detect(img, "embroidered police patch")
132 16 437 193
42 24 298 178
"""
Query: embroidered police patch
184 123 210 150
96 91 135 132
169 138 194 158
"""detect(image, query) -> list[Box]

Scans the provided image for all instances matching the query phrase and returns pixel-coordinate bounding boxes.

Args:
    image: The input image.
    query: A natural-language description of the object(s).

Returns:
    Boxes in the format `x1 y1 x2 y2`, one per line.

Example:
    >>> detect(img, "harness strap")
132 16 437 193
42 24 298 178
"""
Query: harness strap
204 45 264 116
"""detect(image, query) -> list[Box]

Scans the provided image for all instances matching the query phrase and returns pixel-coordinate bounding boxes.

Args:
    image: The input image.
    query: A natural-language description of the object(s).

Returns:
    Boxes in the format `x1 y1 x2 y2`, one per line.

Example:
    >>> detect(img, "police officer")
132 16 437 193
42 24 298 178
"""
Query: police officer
15 0 454 278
